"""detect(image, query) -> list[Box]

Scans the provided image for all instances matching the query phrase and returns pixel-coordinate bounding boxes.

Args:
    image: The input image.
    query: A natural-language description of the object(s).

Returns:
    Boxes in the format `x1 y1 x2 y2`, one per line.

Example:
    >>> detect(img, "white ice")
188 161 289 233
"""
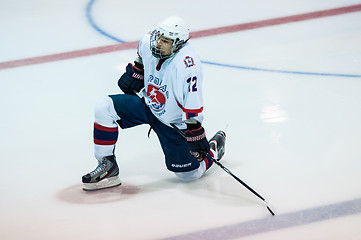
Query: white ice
1 0 361 239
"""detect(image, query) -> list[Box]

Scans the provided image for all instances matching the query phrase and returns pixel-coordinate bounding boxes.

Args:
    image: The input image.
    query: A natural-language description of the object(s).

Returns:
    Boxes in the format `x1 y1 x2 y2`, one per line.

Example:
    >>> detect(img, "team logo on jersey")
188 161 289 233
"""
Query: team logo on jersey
184 56 195 68
147 84 166 112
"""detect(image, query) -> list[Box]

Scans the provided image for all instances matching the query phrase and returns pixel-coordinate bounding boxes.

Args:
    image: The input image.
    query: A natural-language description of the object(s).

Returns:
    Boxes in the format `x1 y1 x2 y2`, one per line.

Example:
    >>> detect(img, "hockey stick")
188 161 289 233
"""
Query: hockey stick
170 123 275 216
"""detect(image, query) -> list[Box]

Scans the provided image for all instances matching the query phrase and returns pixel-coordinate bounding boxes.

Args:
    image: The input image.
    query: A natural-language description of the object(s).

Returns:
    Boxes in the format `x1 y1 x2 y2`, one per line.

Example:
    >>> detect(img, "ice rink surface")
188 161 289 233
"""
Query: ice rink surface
1 0 361 239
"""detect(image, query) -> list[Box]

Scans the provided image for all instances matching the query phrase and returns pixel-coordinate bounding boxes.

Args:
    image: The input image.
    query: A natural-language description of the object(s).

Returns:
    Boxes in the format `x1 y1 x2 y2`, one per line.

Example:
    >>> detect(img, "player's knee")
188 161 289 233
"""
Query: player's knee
174 166 204 181
94 96 118 126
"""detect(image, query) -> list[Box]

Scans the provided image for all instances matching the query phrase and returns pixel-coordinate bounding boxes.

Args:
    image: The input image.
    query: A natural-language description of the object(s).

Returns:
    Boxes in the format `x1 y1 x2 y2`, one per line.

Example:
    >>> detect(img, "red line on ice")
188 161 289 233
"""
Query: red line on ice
1 4 361 70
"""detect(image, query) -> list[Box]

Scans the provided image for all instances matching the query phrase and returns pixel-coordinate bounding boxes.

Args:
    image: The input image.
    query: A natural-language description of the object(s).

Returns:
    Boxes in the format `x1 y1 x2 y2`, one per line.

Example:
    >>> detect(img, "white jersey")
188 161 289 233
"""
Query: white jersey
138 33 204 129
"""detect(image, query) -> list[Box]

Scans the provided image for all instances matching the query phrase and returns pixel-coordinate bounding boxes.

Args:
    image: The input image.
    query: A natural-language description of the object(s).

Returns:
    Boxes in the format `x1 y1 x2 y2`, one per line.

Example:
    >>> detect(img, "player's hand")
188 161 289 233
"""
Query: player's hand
184 123 210 161
118 63 144 94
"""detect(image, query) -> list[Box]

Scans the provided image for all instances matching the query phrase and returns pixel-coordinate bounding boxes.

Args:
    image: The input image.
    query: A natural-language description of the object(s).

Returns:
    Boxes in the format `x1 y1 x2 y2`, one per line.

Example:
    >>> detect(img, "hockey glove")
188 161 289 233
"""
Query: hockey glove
184 122 210 161
118 63 144 95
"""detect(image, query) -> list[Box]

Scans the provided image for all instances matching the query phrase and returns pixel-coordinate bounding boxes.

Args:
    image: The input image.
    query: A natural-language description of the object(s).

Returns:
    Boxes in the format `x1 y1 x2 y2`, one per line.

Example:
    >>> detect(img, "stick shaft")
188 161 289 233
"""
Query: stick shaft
211 157 265 201
212 156 275 215
170 123 275 216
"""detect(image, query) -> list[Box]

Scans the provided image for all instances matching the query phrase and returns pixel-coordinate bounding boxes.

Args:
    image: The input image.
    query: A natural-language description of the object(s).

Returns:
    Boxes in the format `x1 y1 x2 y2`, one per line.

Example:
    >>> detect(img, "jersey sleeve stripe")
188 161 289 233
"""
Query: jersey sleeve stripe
176 101 203 118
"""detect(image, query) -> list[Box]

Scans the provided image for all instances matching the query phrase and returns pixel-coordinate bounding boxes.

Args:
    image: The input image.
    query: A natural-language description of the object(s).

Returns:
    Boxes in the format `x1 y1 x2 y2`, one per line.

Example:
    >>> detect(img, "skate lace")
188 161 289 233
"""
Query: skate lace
89 163 107 176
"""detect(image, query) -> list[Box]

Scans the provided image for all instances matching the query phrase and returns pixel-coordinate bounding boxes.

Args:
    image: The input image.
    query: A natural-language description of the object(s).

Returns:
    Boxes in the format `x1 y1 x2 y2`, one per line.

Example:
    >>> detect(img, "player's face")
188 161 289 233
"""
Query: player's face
156 35 174 56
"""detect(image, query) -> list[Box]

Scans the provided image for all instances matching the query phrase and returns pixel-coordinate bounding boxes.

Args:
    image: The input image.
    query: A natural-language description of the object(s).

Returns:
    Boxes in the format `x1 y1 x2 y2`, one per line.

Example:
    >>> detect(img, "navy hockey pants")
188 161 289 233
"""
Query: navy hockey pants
109 94 201 173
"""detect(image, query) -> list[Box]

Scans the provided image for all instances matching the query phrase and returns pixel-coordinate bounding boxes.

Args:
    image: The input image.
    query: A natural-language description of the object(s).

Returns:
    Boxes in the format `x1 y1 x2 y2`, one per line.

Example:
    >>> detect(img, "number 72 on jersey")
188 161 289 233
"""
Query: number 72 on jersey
186 76 198 92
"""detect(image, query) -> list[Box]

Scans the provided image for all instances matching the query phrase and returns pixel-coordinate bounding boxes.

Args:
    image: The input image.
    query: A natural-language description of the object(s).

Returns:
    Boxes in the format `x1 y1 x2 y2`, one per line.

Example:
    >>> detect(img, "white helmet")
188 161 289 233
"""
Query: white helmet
150 16 190 59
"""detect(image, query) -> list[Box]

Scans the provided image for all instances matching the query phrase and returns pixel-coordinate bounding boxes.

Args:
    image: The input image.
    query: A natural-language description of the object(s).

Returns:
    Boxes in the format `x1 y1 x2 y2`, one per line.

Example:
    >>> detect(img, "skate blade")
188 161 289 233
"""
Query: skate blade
83 176 122 191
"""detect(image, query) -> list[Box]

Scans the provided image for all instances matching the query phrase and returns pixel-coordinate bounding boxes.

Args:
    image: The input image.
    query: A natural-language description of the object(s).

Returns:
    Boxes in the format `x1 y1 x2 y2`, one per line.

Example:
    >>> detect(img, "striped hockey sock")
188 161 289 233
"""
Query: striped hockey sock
203 149 216 171
93 122 118 145
93 123 118 160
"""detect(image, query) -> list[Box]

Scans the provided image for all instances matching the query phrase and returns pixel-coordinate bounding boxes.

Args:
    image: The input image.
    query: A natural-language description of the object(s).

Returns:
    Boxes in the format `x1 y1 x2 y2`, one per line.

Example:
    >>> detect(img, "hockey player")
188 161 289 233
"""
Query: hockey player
82 16 226 191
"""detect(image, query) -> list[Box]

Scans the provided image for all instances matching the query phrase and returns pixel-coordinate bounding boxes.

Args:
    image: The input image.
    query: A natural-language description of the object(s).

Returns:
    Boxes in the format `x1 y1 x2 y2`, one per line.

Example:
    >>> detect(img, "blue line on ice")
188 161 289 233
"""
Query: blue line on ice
202 61 361 78
86 1 361 78
86 0 125 43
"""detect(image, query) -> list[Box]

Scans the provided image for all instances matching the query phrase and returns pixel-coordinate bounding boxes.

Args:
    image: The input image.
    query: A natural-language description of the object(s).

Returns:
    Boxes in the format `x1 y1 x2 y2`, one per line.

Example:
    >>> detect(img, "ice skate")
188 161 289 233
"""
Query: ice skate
82 155 121 191
209 131 226 161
